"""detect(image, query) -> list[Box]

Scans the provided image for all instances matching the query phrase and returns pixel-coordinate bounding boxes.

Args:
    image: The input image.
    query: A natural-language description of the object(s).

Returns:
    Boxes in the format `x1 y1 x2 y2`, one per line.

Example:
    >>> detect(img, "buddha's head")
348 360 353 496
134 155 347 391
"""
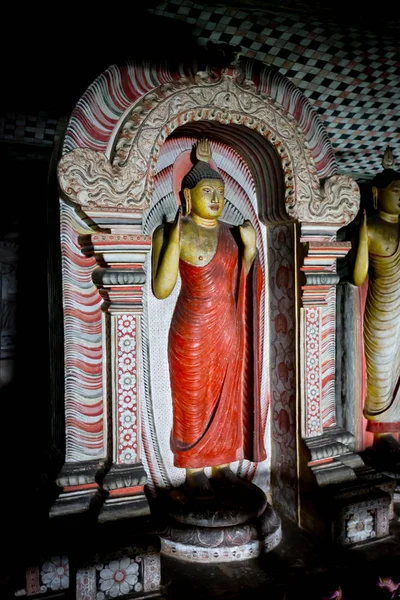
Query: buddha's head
372 170 400 215
372 146 400 215
182 139 225 220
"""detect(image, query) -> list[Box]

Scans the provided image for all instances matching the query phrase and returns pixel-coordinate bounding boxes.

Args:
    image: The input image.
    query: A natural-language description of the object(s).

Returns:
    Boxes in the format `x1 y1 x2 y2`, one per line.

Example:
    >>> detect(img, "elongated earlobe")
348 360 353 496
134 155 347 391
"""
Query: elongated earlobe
183 188 192 216
372 186 378 211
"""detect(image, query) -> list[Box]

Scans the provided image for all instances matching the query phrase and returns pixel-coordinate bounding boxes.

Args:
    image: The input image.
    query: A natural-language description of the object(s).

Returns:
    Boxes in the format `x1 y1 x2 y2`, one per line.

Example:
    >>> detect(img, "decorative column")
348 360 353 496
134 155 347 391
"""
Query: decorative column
55 55 396 546
82 231 152 521
300 239 358 464
301 241 350 439
299 234 394 542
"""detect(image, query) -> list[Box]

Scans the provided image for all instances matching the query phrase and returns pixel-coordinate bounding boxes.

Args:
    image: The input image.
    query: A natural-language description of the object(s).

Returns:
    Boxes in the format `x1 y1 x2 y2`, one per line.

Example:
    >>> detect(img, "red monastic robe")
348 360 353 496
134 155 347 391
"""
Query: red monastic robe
168 222 266 468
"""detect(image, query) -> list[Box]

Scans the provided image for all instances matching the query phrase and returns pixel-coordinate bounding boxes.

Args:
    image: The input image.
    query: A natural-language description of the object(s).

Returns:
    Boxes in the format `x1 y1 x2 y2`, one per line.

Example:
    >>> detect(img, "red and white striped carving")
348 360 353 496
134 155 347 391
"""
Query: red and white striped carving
63 62 337 183
321 289 337 428
58 57 357 495
61 203 104 461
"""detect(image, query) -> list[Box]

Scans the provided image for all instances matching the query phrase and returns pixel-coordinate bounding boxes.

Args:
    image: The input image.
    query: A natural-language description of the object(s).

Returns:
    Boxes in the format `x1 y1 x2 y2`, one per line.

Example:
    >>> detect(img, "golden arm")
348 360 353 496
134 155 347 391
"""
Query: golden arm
239 220 257 274
152 210 181 299
353 210 369 286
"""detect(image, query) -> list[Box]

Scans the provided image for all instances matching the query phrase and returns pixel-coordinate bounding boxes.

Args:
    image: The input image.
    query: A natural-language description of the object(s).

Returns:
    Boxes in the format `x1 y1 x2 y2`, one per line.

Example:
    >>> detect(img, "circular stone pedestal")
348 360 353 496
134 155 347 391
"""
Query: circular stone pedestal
161 476 268 528
159 504 282 563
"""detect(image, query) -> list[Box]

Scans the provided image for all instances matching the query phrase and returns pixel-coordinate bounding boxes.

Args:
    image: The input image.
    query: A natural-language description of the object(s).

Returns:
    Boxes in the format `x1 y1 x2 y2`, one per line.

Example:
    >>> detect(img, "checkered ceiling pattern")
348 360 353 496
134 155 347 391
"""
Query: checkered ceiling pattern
0 112 67 148
1 1 398 182
150 0 399 180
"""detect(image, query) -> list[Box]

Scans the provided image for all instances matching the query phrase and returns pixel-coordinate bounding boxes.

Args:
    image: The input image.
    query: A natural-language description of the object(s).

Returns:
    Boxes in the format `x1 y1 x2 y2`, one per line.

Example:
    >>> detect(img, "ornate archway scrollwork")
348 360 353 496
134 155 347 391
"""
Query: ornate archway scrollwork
58 69 359 228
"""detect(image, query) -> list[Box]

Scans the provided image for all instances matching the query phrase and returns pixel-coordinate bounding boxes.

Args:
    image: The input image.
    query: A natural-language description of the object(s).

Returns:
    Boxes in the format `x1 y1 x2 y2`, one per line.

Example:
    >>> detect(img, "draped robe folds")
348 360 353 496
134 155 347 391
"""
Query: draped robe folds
364 235 400 432
168 222 266 468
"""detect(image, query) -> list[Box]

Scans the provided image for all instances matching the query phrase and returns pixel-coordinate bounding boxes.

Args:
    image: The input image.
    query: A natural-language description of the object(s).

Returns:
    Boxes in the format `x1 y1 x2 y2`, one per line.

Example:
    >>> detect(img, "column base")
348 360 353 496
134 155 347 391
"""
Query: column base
301 430 395 545
50 460 106 518
98 463 150 522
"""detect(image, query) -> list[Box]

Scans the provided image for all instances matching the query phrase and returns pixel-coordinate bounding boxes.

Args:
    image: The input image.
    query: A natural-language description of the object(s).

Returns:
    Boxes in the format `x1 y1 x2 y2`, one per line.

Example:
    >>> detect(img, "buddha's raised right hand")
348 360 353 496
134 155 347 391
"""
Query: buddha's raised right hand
151 207 182 299
360 209 368 243
170 206 182 244
353 209 369 286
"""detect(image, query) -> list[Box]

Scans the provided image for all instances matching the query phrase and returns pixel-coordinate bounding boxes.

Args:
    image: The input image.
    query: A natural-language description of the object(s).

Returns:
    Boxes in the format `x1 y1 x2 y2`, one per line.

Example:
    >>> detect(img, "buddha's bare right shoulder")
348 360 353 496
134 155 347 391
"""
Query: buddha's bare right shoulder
180 217 195 238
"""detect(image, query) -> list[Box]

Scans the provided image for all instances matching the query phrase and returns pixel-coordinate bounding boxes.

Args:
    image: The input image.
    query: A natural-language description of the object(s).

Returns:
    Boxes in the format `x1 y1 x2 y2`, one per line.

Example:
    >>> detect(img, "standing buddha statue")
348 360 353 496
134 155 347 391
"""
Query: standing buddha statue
353 146 400 468
151 139 266 491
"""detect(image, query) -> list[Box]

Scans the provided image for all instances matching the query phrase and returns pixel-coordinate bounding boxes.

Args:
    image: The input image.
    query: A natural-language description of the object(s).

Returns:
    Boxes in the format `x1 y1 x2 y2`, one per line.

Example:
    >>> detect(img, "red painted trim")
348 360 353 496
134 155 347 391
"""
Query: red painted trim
308 457 334 467
64 483 99 492
366 421 400 433
108 486 144 497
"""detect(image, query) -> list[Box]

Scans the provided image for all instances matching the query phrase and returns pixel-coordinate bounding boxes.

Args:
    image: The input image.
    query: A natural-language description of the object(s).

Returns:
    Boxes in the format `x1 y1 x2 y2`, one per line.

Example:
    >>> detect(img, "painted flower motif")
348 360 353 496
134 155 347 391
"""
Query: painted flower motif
346 510 375 543
307 355 318 369
322 587 343 600
120 448 136 463
120 410 137 428
308 416 320 432
276 265 290 290
308 384 318 399
118 315 135 335
309 401 319 416
120 374 136 390
98 558 139 598
41 556 69 591
308 371 317 383
307 325 317 338
377 576 400 598
119 335 136 353
307 310 318 323
118 354 136 372
274 313 288 335
120 430 137 447
119 391 136 409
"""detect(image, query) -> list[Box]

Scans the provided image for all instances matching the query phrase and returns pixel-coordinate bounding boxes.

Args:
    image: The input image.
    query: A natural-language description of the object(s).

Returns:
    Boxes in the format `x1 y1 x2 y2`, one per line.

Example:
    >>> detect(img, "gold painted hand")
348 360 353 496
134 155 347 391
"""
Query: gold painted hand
152 207 182 299
360 209 368 242
239 220 257 274
170 206 182 243
353 209 369 286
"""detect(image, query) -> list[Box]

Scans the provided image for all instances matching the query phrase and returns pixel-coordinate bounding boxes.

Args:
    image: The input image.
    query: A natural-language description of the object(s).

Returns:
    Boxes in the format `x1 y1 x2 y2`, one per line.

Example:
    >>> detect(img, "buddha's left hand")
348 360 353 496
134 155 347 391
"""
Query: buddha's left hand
240 220 257 273
239 220 256 253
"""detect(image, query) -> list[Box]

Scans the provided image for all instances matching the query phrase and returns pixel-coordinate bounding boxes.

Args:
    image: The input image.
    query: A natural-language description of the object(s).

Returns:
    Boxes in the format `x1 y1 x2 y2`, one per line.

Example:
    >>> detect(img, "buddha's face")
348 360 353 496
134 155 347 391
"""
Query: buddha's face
184 179 225 220
376 179 400 215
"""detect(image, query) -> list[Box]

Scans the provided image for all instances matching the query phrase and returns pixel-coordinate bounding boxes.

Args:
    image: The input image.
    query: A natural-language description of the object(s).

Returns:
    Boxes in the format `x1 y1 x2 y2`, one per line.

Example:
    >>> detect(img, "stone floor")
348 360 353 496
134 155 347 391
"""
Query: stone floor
161 511 400 599
5 506 400 599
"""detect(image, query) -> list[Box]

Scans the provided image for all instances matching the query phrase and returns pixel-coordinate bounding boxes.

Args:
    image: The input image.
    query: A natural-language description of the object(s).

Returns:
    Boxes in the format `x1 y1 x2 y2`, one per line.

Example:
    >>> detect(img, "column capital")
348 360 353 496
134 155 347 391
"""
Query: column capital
301 240 351 306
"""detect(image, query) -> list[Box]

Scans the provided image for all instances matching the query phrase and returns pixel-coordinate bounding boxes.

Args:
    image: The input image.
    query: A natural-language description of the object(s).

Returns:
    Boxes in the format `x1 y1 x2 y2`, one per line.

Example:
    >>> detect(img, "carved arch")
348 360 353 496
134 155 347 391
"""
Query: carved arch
53 58 361 527
58 64 359 230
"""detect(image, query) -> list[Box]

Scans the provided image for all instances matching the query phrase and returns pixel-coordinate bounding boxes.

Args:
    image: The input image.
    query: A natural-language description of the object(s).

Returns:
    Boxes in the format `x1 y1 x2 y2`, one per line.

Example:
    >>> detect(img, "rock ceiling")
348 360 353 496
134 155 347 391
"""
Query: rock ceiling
2 1 399 181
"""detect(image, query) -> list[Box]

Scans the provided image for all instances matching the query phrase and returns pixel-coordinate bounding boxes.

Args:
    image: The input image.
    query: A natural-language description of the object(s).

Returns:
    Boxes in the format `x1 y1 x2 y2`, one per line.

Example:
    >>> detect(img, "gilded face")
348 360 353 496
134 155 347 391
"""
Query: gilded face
185 179 225 219
376 180 400 215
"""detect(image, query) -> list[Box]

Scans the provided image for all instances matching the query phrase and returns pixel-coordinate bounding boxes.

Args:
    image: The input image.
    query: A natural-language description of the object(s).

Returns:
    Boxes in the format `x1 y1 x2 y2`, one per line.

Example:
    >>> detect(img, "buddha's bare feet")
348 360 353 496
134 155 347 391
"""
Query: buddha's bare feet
373 434 400 455
366 434 400 476
185 469 213 494
211 464 241 484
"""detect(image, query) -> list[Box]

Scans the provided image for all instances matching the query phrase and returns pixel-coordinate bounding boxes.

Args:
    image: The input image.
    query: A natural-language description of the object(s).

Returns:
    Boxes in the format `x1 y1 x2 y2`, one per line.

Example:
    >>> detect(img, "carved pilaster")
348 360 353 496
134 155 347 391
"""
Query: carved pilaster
300 240 351 440
82 231 152 521
299 233 394 544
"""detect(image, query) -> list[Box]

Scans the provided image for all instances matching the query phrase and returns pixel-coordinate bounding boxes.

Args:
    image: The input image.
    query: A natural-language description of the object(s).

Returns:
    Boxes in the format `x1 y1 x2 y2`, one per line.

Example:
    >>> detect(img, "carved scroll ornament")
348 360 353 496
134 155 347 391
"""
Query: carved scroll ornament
58 70 359 227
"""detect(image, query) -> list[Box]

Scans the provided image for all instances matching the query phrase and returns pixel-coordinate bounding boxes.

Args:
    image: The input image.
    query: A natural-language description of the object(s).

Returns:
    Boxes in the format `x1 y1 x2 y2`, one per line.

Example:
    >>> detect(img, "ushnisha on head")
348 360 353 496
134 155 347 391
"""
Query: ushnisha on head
372 146 400 215
182 139 225 220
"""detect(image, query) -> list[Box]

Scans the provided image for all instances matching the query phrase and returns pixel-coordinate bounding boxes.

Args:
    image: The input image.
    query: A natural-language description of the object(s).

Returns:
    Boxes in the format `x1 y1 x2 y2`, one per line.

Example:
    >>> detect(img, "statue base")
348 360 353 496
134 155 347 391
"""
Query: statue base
155 477 281 563
159 503 281 562
362 435 400 480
